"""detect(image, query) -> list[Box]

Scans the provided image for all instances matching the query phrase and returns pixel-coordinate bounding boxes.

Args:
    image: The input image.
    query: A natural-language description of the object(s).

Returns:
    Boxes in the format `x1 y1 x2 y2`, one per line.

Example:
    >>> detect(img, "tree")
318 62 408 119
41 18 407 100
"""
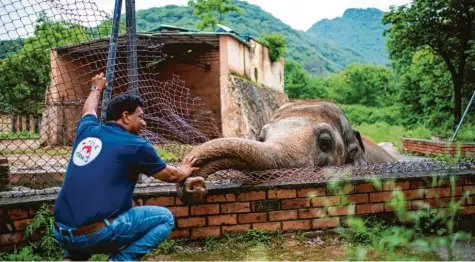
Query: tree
188 0 243 30
284 60 328 99
383 0 475 128
326 64 395 107
0 15 89 114
261 33 287 62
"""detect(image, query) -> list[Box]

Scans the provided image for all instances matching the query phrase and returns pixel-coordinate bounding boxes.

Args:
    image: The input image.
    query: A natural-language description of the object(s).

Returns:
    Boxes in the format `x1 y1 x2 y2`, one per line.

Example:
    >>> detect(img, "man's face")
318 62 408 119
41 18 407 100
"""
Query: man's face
124 106 146 135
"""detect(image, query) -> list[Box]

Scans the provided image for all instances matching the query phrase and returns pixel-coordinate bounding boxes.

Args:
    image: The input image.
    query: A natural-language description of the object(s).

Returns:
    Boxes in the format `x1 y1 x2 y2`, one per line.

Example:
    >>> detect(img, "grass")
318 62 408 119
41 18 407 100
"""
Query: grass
0 132 40 139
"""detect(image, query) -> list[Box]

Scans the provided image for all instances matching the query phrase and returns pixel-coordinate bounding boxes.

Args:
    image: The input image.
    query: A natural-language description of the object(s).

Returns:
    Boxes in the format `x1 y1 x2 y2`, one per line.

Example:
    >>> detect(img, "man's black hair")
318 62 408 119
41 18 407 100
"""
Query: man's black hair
105 94 145 122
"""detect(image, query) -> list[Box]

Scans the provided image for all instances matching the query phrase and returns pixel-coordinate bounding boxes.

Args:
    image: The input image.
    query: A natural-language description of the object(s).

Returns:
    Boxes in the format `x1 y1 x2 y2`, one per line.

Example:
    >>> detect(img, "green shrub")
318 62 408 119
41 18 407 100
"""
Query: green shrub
339 104 402 126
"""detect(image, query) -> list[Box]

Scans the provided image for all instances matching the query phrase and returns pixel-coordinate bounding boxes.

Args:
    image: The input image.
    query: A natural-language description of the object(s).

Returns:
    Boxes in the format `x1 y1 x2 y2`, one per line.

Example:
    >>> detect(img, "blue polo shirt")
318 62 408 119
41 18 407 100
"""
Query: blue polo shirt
53 114 167 228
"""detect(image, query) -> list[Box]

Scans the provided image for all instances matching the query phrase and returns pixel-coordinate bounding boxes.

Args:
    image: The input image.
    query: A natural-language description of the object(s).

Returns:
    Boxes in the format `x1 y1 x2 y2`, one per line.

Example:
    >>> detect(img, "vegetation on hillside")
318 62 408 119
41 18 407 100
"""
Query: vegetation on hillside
307 8 389 66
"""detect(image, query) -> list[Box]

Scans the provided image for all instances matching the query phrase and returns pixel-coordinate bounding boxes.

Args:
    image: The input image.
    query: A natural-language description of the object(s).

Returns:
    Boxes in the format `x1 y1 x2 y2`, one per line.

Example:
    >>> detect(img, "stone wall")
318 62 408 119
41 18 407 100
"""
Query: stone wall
402 138 475 156
221 75 289 139
1 170 475 252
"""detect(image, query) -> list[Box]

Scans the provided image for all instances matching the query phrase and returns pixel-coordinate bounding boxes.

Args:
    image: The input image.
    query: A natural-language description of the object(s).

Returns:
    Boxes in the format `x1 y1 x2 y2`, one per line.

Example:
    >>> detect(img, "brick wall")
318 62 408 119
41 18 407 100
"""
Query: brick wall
1 171 475 253
402 138 475 156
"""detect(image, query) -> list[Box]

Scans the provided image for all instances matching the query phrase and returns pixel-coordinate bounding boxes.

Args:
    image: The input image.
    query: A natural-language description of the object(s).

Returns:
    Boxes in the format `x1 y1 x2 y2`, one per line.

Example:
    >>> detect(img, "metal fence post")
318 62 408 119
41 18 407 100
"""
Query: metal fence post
450 90 475 142
100 0 123 123
126 0 139 96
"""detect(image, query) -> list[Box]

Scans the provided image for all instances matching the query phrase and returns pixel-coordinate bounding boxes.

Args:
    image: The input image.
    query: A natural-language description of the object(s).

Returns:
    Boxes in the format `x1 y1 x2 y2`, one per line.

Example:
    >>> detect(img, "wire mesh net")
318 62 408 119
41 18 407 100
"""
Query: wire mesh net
0 0 222 195
0 0 474 200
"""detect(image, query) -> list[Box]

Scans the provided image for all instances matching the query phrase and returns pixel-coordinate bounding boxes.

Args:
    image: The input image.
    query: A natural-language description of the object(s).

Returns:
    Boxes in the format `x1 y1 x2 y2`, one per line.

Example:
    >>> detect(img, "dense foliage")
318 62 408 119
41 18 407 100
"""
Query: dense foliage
188 0 243 30
383 0 475 128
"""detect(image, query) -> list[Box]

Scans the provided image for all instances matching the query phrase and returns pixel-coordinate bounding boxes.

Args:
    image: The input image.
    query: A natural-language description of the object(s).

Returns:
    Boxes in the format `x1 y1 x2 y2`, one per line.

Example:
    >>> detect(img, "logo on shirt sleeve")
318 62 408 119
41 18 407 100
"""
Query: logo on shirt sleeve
73 137 103 166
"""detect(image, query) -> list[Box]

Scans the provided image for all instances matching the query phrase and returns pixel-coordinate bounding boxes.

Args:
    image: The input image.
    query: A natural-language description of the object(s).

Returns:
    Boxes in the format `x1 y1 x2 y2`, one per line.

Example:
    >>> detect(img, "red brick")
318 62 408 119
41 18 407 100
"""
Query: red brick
6 209 29 220
327 184 354 195
328 206 350 216
191 227 221 238
465 178 475 185
426 187 462 198
356 204 384 214
312 217 340 228
268 189 296 199
463 186 475 195
282 199 311 209
345 194 369 204
208 214 237 226
253 222 281 231
238 213 267 223
175 197 184 206
411 200 435 210
222 224 251 233
282 220 311 232
311 196 340 207
403 189 425 200
383 181 410 191
168 206 189 217
384 202 411 212
410 180 425 189
13 219 32 231
298 208 325 219
466 196 475 205
463 206 475 215
221 203 250 213
436 178 464 187
190 204 220 215
237 191 266 201
355 183 377 193
177 217 206 228
0 233 23 245
146 196 175 206
269 210 297 221
168 229 190 239
297 188 325 198
207 194 236 203
370 192 394 203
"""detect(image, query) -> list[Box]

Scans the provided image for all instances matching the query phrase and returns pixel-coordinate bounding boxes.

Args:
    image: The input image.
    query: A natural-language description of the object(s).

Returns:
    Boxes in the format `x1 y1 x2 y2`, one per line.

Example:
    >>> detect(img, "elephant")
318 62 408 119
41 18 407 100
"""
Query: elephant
177 100 398 204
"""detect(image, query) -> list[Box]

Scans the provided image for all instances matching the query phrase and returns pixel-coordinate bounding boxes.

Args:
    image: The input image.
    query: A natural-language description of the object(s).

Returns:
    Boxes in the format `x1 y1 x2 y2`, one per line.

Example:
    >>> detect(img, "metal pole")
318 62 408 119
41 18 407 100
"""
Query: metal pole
450 90 475 142
126 0 139 96
100 0 123 123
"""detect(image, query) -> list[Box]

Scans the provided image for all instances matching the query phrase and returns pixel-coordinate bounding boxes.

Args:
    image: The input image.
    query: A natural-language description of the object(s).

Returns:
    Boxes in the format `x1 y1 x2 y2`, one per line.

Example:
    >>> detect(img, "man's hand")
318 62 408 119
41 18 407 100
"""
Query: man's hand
82 72 106 117
91 72 106 92
177 155 200 181
153 155 200 183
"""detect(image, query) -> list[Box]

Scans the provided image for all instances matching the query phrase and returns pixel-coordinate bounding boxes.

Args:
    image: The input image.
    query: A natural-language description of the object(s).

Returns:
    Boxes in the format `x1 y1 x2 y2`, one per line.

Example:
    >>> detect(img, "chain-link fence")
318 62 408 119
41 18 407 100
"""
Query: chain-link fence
0 0 474 201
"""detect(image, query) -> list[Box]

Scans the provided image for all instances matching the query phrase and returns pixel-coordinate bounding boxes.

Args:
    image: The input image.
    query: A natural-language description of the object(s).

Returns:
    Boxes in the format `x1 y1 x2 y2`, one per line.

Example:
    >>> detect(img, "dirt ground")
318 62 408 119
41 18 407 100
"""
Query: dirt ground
141 231 447 261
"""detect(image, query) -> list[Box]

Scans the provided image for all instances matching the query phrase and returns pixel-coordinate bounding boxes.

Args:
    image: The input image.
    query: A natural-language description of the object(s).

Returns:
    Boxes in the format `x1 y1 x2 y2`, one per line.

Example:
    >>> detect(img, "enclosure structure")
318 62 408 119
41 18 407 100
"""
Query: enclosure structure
39 29 287 146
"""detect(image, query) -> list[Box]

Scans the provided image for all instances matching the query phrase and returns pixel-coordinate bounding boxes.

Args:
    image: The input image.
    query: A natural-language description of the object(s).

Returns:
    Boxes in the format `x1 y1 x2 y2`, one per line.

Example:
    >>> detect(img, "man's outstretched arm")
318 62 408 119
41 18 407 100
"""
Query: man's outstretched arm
83 72 106 117
153 155 199 183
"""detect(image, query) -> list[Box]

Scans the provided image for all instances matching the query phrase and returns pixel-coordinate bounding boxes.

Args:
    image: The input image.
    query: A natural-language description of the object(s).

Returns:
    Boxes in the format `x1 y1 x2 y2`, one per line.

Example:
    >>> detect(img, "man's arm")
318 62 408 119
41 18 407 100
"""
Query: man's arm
83 72 106 117
152 155 199 183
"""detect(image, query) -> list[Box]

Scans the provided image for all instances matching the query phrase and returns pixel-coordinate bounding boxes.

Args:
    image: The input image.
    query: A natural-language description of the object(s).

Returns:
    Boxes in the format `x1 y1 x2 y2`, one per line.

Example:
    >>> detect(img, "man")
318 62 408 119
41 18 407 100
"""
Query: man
53 72 198 261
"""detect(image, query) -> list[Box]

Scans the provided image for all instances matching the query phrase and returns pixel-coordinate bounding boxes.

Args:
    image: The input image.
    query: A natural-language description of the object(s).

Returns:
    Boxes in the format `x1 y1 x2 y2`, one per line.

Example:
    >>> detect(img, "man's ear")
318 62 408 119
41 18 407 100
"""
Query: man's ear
354 130 365 153
122 111 130 124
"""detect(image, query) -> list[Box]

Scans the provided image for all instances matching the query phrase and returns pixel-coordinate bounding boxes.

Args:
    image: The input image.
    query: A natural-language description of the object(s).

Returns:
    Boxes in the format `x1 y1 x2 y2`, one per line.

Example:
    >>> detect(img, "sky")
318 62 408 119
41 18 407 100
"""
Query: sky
0 0 412 40
94 0 413 31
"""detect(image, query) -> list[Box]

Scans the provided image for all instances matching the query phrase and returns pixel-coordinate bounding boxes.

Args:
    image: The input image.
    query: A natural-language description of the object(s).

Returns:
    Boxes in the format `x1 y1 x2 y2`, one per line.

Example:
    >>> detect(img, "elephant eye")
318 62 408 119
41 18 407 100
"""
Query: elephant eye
318 135 332 153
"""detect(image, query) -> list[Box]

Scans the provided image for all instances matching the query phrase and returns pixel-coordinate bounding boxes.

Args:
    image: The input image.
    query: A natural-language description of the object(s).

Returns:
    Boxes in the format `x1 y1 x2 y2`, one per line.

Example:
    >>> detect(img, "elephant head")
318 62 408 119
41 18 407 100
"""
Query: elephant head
177 100 397 204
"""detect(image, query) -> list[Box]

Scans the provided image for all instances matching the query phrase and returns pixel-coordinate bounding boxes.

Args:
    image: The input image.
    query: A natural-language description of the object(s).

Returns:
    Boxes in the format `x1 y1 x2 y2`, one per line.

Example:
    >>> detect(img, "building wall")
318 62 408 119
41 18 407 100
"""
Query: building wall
220 36 284 92
153 49 222 132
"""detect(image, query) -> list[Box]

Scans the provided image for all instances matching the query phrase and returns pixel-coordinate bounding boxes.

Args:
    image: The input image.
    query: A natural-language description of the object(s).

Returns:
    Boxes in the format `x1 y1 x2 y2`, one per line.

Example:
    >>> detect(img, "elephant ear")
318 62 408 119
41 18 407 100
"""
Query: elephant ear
353 130 365 153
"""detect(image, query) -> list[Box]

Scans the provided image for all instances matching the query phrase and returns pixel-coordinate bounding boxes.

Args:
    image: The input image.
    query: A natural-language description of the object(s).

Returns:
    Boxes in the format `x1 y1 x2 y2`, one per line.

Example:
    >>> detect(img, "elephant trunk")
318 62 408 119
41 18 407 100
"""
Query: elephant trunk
176 137 294 205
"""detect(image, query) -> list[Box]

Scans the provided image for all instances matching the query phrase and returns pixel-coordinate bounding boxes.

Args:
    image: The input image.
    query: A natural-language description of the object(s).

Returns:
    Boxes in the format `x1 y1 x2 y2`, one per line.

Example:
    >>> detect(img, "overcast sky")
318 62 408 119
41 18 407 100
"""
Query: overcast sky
0 0 413 40
94 0 413 31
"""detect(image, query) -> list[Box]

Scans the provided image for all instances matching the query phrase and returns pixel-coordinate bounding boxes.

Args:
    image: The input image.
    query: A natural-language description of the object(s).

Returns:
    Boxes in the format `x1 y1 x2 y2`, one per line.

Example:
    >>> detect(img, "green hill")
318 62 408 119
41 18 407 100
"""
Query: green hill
307 8 389 66
131 1 390 76
132 0 371 76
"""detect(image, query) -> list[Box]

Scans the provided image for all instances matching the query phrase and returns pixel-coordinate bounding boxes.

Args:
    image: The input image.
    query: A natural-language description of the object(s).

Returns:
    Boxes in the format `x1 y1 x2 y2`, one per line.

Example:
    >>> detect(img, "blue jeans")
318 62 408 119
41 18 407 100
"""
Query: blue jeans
52 206 175 261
